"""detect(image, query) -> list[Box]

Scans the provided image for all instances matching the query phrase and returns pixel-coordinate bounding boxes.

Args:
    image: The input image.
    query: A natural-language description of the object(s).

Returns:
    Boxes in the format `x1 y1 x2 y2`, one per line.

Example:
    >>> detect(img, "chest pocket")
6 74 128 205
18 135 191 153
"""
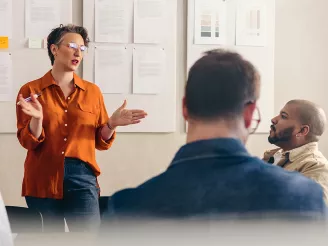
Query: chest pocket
76 102 99 126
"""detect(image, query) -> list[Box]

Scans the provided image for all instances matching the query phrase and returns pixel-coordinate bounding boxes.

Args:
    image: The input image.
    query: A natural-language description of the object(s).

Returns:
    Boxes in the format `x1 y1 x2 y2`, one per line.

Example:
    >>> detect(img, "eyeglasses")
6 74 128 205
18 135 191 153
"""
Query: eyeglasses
65 42 87 52
249 106 261 134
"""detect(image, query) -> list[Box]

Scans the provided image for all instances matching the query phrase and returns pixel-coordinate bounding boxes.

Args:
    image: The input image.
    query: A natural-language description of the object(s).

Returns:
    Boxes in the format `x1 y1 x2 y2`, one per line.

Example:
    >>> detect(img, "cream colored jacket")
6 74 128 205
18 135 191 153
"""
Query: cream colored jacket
263 142 328 204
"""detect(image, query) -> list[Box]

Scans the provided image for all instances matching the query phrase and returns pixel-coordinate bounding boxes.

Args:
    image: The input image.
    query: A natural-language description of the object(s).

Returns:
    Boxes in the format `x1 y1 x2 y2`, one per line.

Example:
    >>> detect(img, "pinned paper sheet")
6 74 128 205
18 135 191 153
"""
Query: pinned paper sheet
132 46 166 94
0 37 8 49
95 45 131 94
194 0 227 45
0 52 13 101
25 0 73 38
28 38 42 48
0 0 13 38
95 0 133 43
134 0 166 44
236 0 267 46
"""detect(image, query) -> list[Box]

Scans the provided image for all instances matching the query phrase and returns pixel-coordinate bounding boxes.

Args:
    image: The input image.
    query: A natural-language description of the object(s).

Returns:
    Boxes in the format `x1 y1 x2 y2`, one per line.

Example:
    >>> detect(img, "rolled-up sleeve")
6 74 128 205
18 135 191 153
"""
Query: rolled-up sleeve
16 88 45 150
96 126 116 150
95 89 116 151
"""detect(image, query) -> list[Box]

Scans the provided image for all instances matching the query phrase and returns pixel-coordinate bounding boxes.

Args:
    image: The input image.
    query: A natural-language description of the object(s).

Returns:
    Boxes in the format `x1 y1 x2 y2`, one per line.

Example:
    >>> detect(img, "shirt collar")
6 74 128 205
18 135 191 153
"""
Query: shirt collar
171 138 249 166
287 142 318 162
264 142 318 163
40 70 86 91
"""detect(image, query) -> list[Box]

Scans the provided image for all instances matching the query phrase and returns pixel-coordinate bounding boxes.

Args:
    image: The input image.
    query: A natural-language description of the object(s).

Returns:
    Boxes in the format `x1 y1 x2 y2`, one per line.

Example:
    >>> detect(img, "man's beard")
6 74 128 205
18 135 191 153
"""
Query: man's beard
268 125 295 144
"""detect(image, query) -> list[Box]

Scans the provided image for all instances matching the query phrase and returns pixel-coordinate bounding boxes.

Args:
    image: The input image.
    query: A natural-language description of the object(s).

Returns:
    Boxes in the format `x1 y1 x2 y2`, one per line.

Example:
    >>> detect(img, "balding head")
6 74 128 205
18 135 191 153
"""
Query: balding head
286 100 326 142
269 99 326 150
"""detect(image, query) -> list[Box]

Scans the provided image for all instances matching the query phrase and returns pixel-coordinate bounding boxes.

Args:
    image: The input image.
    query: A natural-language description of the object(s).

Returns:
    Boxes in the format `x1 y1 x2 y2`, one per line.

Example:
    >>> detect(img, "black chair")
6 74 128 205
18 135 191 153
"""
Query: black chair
5 206 43 233
99 196 113 217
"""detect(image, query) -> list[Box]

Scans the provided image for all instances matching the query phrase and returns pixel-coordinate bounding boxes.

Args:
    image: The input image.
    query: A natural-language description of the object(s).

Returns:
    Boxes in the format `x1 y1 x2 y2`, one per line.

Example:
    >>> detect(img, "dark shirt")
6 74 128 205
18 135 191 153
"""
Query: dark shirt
105 138 325 218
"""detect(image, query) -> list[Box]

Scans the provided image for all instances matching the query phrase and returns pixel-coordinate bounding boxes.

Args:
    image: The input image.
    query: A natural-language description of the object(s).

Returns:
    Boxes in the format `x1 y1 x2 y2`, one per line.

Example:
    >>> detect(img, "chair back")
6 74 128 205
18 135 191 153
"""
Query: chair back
5 206 43 233
99 196 113 217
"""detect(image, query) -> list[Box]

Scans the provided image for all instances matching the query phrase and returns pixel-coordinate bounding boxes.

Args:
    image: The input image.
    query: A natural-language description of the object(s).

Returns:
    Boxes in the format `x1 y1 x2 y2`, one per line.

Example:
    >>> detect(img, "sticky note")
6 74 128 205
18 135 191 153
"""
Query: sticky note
28 38 42 49
0 36 9 49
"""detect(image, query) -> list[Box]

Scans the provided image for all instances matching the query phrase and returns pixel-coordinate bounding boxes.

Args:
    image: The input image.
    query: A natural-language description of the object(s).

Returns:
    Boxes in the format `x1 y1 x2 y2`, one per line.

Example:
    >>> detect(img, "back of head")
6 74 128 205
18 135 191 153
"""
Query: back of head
287 99 326 142
185 49 259 121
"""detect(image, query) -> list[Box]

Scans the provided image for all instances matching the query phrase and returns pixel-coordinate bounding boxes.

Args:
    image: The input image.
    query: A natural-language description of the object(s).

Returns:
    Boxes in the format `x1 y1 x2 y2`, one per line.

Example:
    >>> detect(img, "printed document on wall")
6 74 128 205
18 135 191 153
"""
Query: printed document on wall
194 0 227 45
25 0 72 38
134 0 165 44
236 0 267 46
0 52 12 101
0 0 12 38
95 46 131 94
95 0 133 43
133 46 166 94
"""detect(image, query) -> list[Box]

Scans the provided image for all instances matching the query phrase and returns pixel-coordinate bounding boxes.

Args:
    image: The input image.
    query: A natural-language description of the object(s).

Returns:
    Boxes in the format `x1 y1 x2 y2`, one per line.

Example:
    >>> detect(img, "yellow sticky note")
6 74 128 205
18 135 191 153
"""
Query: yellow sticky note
0 36 9 49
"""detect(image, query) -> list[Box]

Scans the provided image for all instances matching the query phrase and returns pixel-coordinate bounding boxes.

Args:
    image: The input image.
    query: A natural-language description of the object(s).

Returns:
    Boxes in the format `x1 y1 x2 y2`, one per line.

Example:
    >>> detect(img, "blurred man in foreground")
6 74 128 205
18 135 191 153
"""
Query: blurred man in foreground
103 50 326 220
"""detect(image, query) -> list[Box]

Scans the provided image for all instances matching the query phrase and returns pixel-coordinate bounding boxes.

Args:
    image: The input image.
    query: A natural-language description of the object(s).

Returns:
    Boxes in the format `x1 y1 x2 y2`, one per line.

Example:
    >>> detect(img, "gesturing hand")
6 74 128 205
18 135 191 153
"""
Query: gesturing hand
109 100 147 128
18 93 43 119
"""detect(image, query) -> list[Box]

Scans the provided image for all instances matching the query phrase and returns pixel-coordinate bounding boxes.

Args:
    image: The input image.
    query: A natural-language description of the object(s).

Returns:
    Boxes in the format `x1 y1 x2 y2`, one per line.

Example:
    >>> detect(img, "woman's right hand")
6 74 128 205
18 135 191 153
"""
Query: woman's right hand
18 93 43 120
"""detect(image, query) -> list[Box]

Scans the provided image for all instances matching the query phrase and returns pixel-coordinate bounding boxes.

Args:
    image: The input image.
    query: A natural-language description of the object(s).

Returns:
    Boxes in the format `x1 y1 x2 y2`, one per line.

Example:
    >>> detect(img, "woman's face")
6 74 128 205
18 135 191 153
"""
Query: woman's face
51 33 86 72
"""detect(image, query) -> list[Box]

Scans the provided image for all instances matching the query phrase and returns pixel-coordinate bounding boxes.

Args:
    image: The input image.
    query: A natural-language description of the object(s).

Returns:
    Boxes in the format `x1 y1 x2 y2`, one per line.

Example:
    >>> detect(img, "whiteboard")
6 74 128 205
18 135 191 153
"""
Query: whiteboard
83 0 177 133
0 0 72 133
187 0 275 133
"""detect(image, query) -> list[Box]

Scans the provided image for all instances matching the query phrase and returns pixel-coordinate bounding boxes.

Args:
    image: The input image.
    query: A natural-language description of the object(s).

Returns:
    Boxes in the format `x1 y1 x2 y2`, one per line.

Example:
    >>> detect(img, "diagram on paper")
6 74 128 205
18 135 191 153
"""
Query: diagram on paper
193 0 227 45
236 1 267 47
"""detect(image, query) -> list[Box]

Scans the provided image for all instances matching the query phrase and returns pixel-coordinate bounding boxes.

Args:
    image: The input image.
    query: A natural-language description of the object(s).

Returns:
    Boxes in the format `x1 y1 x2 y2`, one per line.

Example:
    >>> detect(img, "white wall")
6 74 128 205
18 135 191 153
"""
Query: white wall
1 0 328 206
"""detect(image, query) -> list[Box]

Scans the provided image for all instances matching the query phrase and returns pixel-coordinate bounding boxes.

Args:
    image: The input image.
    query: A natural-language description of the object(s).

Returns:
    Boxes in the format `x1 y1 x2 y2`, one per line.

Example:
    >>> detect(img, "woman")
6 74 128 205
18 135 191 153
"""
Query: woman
16 24 147 232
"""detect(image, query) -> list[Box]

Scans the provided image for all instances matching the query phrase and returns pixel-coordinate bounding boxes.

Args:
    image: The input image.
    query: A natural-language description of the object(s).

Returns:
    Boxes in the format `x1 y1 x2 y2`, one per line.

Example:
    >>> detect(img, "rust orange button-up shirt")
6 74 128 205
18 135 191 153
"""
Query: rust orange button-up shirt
16 71 116 199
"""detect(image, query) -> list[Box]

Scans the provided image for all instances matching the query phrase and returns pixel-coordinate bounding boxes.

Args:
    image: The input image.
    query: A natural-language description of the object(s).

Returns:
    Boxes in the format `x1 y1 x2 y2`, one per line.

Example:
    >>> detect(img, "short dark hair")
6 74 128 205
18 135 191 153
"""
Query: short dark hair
185 49 259 121
47 24 90 65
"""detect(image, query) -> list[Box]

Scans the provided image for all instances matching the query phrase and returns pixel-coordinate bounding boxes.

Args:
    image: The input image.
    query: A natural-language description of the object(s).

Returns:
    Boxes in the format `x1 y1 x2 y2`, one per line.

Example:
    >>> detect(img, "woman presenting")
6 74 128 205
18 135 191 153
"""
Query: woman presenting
16 24 147 232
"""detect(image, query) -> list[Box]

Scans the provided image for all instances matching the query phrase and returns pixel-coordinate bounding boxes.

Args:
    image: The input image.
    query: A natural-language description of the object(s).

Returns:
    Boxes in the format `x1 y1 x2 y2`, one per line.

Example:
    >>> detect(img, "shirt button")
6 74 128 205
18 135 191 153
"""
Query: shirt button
61 151 64 155
65 124 67 127
64 110 68 113
67 97 70 100
64 138 67 141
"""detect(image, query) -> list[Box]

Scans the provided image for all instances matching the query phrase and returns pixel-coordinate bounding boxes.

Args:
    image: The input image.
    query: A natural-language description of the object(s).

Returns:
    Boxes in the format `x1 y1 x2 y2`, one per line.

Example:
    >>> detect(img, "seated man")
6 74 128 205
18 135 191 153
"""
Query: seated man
263 100 328 203
104 50 325 219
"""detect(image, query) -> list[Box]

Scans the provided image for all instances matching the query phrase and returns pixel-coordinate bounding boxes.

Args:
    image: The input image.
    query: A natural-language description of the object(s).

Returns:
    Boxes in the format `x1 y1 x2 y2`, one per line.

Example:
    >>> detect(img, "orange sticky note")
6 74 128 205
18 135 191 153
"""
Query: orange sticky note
0 36 9 49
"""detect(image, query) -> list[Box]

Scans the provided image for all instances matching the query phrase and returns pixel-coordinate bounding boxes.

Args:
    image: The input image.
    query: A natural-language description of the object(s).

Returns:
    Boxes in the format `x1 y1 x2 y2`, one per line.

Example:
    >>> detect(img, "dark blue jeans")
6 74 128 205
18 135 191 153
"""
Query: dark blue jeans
25 158 100 232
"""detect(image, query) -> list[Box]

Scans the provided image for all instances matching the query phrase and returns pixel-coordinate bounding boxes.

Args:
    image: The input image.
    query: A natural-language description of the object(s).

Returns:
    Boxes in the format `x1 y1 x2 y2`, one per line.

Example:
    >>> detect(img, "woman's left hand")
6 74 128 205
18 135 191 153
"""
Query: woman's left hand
108 100 147 128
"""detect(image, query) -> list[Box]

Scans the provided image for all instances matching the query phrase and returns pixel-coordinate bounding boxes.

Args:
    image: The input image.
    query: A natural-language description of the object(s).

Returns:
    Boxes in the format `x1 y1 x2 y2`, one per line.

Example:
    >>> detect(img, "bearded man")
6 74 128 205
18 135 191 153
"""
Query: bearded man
263 100 328 203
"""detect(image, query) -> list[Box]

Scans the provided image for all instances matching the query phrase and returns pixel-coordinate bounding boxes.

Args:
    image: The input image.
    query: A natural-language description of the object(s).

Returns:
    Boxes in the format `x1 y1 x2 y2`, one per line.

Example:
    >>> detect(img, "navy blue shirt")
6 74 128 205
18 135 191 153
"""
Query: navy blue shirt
106 138 325 218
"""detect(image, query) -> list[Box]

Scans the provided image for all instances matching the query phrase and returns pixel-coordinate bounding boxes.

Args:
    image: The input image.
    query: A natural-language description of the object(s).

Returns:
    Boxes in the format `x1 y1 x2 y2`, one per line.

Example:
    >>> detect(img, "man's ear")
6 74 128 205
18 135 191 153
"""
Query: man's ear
244 102 256 129
182 96 188 121
297 125 310 137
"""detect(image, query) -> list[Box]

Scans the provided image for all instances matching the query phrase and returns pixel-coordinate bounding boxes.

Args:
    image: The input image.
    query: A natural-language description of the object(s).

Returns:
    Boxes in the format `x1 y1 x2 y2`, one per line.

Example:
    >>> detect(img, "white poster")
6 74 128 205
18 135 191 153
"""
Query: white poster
95 45 131 94
0 52 12 101
0 0 12 38
132 46 166 94
236 0 267 46
25 0 72 38
194 0 227 45
134 0 165 44
95 0 133 43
